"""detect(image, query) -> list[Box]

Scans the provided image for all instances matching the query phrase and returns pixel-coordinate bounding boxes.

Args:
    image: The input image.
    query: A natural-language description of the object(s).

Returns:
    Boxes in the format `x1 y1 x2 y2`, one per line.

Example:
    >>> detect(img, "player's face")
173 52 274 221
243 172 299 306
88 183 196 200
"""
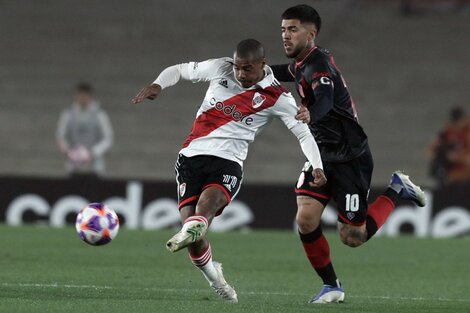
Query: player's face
233 57 265 88
281 19 316 59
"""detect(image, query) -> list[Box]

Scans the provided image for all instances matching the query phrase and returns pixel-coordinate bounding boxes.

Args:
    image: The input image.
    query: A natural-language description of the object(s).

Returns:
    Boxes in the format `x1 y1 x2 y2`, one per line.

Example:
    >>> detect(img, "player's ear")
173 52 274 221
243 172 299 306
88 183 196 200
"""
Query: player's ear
306 24 317 42
307 29 316 42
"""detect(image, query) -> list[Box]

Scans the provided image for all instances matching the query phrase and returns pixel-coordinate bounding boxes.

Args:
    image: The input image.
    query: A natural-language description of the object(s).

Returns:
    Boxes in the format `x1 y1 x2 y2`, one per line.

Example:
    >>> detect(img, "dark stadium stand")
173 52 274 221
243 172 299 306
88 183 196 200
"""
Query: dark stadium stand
0 0 468 186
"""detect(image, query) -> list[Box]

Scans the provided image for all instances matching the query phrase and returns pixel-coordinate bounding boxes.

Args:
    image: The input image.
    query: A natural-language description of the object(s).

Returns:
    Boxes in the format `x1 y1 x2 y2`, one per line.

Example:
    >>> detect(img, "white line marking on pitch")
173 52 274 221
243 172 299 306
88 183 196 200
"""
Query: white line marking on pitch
1 283 469 303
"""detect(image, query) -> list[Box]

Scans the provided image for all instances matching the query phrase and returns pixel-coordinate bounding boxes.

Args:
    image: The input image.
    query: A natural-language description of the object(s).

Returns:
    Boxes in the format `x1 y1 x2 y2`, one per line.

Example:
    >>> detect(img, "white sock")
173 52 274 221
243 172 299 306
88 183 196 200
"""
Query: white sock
189 244 219 284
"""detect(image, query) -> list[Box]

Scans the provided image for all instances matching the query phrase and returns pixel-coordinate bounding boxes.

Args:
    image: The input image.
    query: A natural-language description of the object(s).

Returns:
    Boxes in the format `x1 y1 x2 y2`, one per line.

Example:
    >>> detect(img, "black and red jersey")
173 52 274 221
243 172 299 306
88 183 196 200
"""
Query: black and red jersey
272 46 368 162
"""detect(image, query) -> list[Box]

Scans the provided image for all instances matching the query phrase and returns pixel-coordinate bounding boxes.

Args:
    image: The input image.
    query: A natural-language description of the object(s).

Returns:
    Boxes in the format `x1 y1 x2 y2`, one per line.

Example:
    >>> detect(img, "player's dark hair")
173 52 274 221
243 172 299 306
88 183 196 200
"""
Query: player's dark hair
76 82 94 94
235 39 265 61
282 4 321 34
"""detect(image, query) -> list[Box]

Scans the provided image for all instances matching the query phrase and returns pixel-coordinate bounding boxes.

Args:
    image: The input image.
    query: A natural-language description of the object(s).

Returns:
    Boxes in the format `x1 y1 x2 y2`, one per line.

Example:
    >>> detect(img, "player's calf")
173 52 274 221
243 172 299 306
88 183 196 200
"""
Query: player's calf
338 223 367 247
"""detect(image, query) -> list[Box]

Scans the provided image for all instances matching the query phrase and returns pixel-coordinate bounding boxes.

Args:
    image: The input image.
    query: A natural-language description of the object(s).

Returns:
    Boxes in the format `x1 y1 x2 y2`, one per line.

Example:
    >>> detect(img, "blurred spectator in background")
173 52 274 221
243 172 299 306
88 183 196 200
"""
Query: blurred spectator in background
56 83 113 177
428 106 470 184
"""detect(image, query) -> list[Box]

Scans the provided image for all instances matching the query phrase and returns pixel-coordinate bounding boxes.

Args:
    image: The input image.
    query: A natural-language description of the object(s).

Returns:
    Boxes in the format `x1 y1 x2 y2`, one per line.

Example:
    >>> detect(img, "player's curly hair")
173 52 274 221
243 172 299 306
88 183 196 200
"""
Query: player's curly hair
281 4 321 34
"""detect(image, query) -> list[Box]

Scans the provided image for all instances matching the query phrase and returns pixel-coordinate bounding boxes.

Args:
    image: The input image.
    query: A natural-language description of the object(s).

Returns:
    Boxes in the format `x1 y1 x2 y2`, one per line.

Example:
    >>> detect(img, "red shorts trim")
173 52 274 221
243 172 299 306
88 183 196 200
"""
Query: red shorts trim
295 188 331 200
202 183 232 203
337 213 366 226
178 195 199 209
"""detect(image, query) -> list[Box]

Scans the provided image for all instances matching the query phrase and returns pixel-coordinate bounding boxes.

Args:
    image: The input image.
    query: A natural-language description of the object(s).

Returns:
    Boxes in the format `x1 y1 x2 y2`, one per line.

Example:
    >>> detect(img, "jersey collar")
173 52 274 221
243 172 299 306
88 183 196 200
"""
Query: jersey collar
253 65 274 89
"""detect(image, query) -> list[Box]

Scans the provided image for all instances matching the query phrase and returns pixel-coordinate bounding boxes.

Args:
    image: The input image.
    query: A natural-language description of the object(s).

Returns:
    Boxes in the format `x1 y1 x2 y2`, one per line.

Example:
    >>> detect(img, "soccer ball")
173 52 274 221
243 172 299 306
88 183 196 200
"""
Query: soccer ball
75 203 119 246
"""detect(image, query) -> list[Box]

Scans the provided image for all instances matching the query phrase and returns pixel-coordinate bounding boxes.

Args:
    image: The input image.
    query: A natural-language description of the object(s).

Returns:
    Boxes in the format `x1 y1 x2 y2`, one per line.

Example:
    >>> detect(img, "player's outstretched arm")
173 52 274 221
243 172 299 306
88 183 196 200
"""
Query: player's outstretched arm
131 63 185 104
131 59 226 104
132 84 162 104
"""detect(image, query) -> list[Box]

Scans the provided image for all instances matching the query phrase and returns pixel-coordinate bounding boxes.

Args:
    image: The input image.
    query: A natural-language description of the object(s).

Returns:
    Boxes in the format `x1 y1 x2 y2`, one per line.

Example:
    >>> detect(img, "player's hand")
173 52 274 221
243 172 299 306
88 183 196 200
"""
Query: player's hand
132 84 162 104
309 168 327 187
295 105 310 124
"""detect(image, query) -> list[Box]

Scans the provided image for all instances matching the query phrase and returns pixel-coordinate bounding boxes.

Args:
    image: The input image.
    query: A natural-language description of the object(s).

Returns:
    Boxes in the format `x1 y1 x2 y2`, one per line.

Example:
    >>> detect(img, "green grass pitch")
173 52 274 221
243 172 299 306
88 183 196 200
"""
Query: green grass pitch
0 225 469 313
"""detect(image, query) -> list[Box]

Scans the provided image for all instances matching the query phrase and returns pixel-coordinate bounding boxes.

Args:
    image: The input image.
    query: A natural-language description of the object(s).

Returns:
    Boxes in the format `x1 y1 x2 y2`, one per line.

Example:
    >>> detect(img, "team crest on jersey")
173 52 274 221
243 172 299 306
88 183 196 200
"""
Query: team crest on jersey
179 183 186 197
252 92 266 109
218 78 228 88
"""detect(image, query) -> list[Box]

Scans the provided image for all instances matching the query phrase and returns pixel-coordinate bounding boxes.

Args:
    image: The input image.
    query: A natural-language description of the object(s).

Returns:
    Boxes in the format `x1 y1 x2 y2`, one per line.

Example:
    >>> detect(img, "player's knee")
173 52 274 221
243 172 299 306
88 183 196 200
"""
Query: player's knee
295 213 320 233
296 206 322 233
339 226 366 248
296 198 323 233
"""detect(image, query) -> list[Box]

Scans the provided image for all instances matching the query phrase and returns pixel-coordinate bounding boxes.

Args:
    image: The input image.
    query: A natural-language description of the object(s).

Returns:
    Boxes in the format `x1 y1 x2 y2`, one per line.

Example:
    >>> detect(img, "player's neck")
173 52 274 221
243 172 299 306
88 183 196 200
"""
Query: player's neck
295 43 316 63
252 69 266 86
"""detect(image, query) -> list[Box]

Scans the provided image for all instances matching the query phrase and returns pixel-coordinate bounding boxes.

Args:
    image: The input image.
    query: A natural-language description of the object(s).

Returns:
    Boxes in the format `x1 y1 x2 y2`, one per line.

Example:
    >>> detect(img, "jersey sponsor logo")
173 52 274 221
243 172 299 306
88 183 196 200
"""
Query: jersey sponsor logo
218 78 228 88
183 87 284 148
252 92 266 109
209 97 254 126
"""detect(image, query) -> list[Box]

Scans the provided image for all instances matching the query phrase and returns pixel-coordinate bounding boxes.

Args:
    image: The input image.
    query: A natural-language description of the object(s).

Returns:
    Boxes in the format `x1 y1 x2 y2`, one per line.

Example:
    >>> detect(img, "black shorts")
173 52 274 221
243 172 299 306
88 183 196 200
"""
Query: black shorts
175 154 243 215
295 147 374 226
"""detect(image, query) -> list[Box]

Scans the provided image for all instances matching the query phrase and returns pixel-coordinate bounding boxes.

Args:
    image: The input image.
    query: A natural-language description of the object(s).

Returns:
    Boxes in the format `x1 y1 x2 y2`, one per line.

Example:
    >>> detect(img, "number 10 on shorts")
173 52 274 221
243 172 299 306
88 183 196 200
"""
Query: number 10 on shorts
345 194 359 212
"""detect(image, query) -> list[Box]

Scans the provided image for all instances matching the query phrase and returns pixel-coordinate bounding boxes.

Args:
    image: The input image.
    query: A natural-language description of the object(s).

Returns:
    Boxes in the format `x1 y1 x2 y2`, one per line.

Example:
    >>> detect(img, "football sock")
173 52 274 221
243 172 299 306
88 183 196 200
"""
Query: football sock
366 188 399 240
183 215 209 230
189 243 219 284
299 226 338 287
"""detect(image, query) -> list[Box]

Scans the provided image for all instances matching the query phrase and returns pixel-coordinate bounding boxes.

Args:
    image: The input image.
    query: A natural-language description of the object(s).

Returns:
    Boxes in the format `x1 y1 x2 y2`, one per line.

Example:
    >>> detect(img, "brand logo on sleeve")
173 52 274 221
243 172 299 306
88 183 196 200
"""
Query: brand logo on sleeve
218 79 228 88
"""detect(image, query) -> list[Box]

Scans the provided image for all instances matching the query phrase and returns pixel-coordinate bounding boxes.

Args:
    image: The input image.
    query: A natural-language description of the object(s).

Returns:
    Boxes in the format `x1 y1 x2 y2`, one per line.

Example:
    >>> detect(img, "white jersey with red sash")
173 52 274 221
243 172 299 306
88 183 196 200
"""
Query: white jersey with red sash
154 57 323 169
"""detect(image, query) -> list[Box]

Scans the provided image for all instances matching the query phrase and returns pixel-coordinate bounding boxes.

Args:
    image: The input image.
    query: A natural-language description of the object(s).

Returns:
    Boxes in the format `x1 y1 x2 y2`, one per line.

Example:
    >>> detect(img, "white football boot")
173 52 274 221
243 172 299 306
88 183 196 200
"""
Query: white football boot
308 282 345 304
210 262 238 303
390 171 426 207
166 217 208 252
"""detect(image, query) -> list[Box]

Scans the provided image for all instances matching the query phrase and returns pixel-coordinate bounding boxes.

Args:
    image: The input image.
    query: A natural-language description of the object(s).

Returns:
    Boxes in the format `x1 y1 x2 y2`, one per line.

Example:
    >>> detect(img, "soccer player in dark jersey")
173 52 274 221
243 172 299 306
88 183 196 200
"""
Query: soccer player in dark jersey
271 4 427 304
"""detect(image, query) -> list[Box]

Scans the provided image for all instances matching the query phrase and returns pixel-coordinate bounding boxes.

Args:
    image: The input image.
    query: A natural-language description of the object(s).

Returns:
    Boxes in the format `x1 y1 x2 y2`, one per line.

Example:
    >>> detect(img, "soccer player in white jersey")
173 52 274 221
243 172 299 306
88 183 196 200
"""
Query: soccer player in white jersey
132 39 326 303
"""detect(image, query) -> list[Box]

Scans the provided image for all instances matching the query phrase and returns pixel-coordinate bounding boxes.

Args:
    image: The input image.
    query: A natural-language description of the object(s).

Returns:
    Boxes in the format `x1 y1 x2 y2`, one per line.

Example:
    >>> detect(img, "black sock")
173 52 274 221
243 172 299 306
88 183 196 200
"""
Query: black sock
299 227 339 287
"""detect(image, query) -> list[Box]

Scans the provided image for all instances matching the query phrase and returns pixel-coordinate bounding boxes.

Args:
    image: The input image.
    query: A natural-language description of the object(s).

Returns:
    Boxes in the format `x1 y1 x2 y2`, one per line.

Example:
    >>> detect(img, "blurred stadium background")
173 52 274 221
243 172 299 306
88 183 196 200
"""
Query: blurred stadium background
1 0 468 183
0 0 469 232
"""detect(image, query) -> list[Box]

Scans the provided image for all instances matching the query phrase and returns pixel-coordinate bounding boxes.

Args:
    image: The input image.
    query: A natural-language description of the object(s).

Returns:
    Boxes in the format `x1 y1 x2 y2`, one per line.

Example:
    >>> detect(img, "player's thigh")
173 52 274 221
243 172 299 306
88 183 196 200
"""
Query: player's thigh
294 161 331 233
200 156 243 217
196 186 230 223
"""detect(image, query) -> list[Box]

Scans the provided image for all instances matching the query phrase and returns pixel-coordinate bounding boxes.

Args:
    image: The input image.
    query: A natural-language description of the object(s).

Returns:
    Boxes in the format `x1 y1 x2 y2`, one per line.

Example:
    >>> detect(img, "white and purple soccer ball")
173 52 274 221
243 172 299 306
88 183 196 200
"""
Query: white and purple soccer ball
75 203 119 246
